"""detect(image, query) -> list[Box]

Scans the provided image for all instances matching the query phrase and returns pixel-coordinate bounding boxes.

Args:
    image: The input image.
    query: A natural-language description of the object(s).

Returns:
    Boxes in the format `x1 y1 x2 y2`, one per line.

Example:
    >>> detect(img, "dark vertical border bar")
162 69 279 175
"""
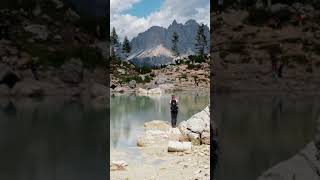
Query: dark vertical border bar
106 0 111 179
210 0 219 179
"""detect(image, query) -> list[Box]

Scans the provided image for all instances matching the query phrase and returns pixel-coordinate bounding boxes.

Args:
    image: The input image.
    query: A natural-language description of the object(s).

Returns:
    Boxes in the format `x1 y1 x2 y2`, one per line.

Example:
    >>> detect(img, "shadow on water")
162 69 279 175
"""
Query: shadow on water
213 93 319 180
0 98 109 180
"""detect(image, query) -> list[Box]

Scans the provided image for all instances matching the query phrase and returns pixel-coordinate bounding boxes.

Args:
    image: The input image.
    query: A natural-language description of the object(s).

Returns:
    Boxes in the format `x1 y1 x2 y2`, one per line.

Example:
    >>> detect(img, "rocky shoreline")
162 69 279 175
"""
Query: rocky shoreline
111 106 214 180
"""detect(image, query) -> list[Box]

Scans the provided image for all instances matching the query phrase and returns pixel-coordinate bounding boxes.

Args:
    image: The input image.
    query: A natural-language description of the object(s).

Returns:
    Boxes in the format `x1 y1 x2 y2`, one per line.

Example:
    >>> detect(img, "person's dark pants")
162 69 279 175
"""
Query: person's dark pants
171 111 178 128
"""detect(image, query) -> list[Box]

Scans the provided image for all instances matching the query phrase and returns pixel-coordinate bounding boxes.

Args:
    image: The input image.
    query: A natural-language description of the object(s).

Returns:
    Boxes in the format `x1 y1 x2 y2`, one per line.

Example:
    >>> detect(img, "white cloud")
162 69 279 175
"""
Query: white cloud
110 0 141 14
111 0 210 41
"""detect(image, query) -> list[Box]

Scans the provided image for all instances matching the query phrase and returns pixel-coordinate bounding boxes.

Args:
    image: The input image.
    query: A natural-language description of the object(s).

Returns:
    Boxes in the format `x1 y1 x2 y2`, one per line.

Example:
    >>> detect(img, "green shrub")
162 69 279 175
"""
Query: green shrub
144 75 153 83
121 75 143 84
136 66 152 74
188 55 207 63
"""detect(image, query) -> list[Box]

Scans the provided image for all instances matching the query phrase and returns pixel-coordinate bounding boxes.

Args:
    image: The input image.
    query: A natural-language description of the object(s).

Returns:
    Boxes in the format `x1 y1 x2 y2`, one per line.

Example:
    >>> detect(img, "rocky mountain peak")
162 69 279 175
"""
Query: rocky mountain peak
172 19 178 25
185 19 198 26
125 19 210 67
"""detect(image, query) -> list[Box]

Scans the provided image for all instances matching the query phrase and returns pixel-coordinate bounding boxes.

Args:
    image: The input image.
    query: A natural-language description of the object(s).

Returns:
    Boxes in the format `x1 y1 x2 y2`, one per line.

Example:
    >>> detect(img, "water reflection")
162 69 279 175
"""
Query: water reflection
110 92 210 150
214 93 319 180
0 98 108 180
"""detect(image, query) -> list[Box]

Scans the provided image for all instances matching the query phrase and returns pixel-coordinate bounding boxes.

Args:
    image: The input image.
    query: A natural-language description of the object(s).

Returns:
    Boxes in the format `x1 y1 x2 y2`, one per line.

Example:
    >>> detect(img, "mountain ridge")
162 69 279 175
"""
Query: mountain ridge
123 19 210 67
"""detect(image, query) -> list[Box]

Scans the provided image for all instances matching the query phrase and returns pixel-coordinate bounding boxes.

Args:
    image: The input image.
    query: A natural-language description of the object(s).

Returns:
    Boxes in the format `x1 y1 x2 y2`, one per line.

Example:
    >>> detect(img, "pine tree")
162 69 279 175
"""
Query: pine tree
122 36 131 58
171 31 180 57
110 27 119 57
195 24 207 57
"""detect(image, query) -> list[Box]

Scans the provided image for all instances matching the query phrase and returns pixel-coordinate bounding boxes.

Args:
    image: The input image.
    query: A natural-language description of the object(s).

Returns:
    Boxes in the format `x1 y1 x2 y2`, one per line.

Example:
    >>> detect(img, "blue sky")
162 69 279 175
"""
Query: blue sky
124 0 164 17
111 0 210 40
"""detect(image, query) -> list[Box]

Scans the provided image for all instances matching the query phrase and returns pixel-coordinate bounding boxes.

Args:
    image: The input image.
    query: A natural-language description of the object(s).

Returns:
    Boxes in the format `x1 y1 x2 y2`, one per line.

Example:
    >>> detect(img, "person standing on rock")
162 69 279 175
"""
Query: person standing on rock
169 95 179 128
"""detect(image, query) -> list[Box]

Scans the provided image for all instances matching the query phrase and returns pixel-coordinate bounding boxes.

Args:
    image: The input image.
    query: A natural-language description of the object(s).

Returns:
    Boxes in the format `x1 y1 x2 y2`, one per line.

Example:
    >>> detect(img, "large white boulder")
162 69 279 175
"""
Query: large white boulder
137 120 185 147
144 120 171 131
178 106 211 145
137 129 168 147
137 87 163 95
148 87 163 94
137 88 148 94
168 141 192 152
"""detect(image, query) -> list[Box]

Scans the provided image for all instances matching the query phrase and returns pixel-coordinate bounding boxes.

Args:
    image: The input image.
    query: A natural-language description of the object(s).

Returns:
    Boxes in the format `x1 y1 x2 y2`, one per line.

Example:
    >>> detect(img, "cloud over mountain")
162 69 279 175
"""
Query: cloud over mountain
110 0 210 40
